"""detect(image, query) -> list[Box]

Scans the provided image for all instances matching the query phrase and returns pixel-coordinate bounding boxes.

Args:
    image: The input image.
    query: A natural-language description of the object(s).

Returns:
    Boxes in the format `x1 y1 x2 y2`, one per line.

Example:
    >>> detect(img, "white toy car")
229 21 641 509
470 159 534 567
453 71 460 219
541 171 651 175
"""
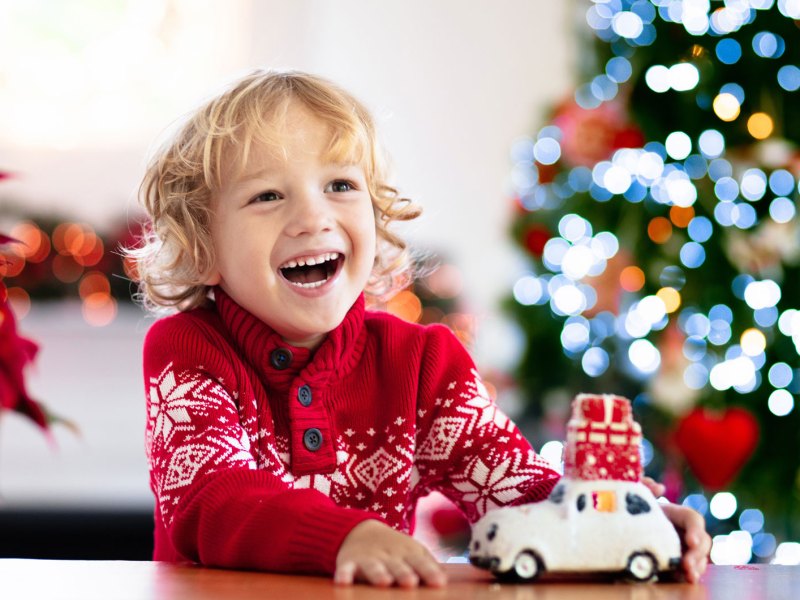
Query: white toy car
469 477 682 582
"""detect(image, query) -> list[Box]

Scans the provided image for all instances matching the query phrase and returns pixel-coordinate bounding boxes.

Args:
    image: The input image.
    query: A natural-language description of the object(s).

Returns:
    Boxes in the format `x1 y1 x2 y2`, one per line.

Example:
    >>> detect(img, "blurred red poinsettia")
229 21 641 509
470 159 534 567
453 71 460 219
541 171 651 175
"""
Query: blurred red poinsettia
1 167 49 429
1 235 48 429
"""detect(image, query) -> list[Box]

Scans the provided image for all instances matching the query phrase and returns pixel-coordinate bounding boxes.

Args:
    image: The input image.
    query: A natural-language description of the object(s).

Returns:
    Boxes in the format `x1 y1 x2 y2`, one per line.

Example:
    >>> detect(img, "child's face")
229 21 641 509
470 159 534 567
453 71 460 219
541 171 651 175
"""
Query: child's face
205 101 377 349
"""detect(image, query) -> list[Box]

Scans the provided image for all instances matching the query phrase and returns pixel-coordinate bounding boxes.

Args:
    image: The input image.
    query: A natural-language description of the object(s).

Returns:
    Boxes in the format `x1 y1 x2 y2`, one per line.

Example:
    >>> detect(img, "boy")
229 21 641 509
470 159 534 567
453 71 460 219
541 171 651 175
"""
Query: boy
131 70 709 587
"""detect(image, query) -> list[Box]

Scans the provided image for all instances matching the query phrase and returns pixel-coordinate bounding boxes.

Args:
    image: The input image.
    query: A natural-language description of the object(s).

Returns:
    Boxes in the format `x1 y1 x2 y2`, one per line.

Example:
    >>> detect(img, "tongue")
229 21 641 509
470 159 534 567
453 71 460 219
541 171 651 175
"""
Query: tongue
284 264 328 284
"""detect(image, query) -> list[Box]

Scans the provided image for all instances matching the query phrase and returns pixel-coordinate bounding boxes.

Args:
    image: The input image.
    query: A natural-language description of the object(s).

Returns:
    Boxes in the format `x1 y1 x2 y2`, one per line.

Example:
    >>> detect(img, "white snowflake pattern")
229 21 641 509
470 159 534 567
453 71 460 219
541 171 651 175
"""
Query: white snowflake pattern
451 456 531 517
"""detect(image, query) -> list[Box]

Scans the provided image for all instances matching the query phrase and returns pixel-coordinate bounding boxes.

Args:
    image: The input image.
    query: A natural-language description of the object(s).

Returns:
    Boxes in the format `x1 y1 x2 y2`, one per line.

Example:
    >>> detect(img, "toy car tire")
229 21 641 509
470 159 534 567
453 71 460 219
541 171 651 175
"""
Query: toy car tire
626 551 657 581
509 551 543 581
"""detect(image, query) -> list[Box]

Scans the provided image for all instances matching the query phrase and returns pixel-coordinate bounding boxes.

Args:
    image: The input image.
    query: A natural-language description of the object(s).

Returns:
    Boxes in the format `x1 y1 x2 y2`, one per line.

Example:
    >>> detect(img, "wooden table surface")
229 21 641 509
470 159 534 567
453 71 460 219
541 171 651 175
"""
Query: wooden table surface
1 560 798 600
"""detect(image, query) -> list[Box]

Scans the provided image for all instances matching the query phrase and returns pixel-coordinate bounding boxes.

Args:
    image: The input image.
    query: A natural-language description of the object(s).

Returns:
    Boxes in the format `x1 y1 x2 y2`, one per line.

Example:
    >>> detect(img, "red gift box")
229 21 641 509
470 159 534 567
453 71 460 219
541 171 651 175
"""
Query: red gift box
563 394 642 482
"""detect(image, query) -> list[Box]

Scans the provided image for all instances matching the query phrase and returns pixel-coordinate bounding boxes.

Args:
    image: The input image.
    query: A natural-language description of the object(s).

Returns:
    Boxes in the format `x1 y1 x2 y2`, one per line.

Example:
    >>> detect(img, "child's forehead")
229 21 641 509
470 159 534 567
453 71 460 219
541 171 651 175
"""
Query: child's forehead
225 105 369 176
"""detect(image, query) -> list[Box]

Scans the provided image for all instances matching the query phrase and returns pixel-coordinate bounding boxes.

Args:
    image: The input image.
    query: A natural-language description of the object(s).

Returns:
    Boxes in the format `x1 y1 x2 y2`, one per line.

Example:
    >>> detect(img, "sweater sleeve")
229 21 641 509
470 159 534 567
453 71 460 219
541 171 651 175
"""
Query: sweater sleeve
414 325 561 523
144 315 379 574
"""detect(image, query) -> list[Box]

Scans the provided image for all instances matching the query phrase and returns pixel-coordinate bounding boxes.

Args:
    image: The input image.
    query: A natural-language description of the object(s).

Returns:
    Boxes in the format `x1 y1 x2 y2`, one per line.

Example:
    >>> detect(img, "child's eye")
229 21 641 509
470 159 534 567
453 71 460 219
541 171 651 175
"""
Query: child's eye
250 190 282 203
325 180 355 193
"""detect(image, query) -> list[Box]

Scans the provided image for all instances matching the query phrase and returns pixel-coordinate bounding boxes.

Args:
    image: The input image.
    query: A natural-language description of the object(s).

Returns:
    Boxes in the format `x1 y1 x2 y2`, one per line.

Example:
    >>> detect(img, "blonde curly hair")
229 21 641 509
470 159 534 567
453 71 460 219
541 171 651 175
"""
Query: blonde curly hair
127 69 420 312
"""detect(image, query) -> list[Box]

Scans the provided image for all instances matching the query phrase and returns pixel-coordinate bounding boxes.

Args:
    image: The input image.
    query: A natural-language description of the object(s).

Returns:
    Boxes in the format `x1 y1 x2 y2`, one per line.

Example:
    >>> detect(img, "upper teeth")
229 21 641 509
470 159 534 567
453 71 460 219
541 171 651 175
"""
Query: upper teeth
280 252 340 269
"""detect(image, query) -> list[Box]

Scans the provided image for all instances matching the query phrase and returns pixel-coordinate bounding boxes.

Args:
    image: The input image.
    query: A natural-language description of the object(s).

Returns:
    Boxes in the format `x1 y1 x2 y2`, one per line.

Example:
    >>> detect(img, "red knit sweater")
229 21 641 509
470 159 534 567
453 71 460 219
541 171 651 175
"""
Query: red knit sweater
143 288 559 574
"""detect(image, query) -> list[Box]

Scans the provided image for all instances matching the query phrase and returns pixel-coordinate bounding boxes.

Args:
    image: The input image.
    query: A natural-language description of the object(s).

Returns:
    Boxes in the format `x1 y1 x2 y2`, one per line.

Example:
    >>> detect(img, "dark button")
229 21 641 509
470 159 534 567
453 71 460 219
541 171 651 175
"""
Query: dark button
298 385 312 407
270 348 293 370
303 428 323 452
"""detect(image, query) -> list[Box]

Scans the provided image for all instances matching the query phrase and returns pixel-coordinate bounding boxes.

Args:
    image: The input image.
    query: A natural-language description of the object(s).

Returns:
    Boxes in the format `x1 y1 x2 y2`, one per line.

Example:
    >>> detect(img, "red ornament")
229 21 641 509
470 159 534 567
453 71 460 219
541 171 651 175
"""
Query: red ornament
552 97 643 168
430 506 470 539
673 407 759 490
523 225 551 257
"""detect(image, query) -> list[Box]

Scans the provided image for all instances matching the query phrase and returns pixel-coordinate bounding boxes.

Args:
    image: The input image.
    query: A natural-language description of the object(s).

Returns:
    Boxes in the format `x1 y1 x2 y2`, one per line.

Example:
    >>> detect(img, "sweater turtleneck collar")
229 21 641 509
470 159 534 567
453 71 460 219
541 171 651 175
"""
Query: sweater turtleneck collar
213 287 367 391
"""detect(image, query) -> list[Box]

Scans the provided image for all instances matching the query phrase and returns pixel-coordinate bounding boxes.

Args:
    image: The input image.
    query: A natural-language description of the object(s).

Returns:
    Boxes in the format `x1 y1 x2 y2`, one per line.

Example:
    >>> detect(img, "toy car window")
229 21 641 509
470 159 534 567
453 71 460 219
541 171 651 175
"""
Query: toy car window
549 484 565 504
576 494 586 511
625 492 652 515
592 490 617 512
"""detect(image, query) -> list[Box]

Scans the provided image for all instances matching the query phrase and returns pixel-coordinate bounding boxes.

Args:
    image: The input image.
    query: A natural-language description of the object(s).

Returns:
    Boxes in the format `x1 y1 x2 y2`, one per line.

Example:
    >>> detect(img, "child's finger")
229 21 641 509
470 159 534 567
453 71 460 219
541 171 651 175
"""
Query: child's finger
358 558 394 587
406 553 447 587
333 561 357 585
641 476 666 497
383 557 420 588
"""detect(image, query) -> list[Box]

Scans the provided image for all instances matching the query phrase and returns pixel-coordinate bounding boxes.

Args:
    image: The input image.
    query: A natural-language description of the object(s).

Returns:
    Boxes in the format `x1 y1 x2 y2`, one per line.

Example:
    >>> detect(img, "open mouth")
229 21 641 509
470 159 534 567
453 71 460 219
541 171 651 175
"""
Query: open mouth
278 252 343 289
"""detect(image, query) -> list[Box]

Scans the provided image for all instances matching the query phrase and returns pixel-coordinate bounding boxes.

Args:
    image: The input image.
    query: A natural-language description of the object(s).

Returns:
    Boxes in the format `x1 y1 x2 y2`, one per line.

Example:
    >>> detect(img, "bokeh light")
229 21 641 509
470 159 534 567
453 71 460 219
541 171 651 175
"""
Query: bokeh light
82 292 118 327
713 93 741 121
620 266 645 292
648 217 673 243
768 389 794 416
747 112 774 139
6 287 31 320
710 492 738 520
387 290 423 323
656 287 681 313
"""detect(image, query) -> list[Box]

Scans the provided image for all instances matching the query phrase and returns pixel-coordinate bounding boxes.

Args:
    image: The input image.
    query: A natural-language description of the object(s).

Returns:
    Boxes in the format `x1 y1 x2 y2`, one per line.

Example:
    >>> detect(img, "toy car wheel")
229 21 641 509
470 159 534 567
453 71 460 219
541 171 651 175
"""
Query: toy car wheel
511 551 542 581
626 551 657 581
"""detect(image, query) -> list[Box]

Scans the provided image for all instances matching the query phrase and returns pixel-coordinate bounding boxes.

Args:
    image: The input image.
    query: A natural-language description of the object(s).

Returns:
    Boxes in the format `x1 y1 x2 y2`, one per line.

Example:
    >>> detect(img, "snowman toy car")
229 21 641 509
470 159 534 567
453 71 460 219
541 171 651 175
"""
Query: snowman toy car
469 394 682 582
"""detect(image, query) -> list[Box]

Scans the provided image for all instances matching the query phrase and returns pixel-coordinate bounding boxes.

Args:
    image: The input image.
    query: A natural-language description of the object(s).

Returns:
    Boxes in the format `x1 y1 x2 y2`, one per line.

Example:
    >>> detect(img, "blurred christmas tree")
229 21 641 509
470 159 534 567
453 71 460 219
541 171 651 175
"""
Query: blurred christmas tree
507 0 800 565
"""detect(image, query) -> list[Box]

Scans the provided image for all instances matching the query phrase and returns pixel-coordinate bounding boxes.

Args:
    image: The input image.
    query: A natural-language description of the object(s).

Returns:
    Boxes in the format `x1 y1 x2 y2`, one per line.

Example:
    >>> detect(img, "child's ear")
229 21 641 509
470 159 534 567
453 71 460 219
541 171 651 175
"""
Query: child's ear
202 266 221 286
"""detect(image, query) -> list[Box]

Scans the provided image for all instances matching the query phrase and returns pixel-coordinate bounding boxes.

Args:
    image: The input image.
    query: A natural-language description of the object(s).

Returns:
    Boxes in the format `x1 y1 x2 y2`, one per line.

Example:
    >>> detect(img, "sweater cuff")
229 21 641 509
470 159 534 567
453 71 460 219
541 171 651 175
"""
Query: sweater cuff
515 474 561 505
287 504 386 574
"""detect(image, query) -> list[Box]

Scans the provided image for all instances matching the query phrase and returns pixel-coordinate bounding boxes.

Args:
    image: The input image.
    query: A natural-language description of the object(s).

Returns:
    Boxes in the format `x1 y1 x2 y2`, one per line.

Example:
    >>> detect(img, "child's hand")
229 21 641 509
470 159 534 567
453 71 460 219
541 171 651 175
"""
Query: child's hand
642 477 711 583
335 520 447 588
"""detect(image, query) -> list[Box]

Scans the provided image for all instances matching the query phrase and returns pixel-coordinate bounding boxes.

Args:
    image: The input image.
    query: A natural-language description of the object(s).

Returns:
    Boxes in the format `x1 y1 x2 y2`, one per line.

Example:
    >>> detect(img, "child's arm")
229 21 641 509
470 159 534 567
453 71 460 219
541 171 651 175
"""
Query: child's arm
144 316 380 574
414 325 562 522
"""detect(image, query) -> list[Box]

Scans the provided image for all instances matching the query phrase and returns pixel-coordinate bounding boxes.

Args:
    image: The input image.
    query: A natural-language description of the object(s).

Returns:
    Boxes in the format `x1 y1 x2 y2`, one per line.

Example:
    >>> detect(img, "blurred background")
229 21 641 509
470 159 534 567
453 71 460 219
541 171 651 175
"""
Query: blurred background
2 0 799 567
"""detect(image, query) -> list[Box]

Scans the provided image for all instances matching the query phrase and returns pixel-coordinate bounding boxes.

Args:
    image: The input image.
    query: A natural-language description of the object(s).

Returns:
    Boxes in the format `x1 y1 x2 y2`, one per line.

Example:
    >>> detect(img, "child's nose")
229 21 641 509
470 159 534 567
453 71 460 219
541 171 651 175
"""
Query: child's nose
285 189 333 236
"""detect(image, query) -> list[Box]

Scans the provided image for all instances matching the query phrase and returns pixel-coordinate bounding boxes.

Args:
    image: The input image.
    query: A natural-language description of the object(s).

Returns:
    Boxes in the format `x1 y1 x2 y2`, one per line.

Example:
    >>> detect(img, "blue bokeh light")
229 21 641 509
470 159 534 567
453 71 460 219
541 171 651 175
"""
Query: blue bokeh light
770 197 796 223
709 304 733 323
591 74 619 101
716 38 742 64
568 167 593 192
707 158 733 181
688 216 713 242
777 65 800 91
685 313 711 338
754 307 779 328
714 201 736 226
769 362 794 389
680 242 706 268
740 168 767 201
768 169 795 196
714 176 740 201
732 202 757 229
683 493 709 516
582 346 610 377
684 363 709 390
684 154 708 179
720 82 745 104
606 56 633 83
752 31 785 58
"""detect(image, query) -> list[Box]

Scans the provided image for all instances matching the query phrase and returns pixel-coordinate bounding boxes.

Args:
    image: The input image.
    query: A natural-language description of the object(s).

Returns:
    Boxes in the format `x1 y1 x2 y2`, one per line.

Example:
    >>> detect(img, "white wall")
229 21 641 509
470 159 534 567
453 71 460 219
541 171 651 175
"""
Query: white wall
0 0 575 507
